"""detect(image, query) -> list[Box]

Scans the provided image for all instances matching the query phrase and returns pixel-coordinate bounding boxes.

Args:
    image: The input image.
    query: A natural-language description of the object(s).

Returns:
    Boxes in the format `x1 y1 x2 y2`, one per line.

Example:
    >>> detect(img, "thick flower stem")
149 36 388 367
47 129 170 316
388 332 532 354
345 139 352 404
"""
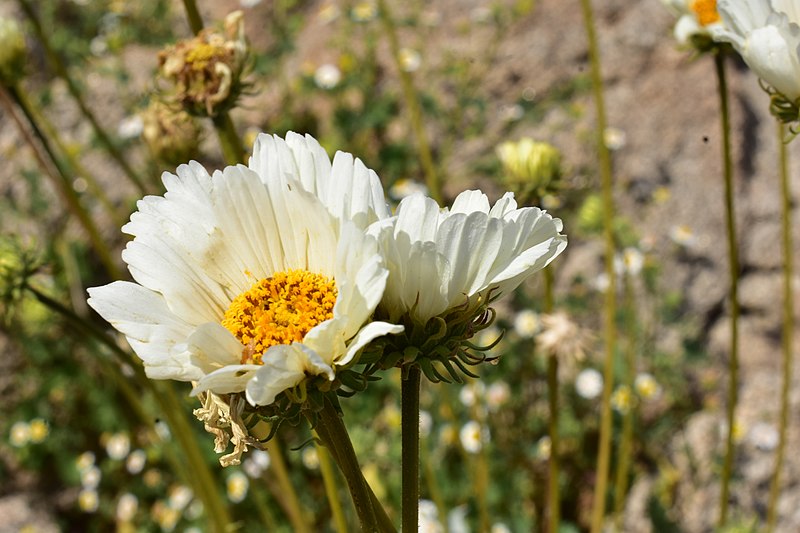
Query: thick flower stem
315 397 386 532
213 112 246 165
314 433 350 533
579 0 618 531
766 121 794 532
0 86 122 280
377 0 442 203
714 51 740 529
401 365 422 532
181 0 205 35
16 0 149 195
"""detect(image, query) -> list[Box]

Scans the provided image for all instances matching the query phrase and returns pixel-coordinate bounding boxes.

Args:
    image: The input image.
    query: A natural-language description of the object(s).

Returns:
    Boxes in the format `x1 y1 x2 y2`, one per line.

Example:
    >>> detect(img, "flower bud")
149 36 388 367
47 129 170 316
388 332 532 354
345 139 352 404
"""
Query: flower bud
141 100 202 165
157 11 249 117
0 17 27 85
496 138 561 202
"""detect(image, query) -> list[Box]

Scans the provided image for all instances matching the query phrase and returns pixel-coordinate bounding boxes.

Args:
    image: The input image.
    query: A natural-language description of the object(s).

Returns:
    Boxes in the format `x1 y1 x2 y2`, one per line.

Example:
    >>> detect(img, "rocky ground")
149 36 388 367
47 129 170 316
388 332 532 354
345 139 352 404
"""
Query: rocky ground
1 0 799 531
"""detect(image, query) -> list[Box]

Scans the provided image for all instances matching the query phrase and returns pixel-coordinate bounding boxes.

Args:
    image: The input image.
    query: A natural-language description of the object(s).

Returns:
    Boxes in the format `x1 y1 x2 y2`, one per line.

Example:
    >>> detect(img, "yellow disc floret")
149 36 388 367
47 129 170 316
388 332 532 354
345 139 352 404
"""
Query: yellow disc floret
690 0 720 26
222 270 337 364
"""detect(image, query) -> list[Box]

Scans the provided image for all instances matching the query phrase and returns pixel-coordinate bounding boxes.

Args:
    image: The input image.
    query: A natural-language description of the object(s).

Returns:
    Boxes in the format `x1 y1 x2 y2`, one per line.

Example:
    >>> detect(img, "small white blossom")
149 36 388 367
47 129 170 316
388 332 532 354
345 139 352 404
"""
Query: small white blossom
105 432 131 460
634 373 662 401
460 420 489 454
242 449 270 478
302 447 320 470
575 368 603 400
314 63 342 89
748 422 780 452
9 421 30 447
398 48 422 72
486 381 511 411
419 410 433 438
116 493 139 522
78 489 99 513
513 309 541 338
226 471 249 503
81 465 102 489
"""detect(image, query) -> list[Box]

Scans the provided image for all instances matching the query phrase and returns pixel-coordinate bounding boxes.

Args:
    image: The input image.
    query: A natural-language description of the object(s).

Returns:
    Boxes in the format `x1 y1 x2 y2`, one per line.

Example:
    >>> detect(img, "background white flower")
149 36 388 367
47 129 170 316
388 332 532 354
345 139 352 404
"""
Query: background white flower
714 0 800 101
661 0 723 45
88 133 401 407
370 190 567 323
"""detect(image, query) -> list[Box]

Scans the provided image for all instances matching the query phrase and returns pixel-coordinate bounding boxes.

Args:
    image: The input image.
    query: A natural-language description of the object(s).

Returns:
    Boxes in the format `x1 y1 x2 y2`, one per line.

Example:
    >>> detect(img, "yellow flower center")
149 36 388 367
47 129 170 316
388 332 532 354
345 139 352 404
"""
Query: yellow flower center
222 270 337 364
690 0 720 26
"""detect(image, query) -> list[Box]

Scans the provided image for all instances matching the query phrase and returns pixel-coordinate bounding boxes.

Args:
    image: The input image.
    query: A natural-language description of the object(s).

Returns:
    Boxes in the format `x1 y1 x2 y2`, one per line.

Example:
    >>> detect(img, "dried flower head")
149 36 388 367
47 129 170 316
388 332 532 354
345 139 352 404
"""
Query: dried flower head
536 312 589 361
141 100 203 165
158 11 249 117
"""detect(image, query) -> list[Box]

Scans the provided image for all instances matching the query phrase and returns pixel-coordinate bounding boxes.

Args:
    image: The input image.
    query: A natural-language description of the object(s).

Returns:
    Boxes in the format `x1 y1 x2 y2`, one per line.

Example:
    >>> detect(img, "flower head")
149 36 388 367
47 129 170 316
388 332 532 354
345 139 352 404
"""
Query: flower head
158 11 249 116
88 132 401 424
496 138 562 201
368 190 566 381
713 0 800 122
661 0 723 49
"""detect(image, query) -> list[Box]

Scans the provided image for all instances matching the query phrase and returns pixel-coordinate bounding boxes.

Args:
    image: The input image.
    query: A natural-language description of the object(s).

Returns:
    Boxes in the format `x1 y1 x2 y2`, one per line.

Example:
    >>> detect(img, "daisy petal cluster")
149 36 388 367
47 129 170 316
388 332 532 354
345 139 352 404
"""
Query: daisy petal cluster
88 132 402 421
713 0 800 123
367 190 566 381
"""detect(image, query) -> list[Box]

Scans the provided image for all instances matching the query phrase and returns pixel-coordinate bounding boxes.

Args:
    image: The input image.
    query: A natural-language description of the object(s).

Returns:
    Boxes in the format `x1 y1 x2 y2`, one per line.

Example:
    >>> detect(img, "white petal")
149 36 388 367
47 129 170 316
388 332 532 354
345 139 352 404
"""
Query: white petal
339 321 404 367
87 281 201 381
185 322 243 374
450 190 490 215
191 365 261 396
246 344 334 406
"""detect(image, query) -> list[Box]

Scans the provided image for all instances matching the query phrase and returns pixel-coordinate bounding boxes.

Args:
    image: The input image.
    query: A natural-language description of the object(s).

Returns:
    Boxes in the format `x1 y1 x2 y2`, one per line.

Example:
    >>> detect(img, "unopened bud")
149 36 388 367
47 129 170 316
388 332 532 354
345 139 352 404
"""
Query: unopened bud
141 100 202 165
496 138 561 201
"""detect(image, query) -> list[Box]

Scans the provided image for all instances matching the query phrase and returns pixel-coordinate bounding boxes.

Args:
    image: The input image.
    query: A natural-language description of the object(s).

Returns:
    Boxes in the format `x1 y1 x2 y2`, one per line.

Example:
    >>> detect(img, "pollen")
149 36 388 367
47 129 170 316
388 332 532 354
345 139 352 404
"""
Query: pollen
222 270 337 364
690 0 720 26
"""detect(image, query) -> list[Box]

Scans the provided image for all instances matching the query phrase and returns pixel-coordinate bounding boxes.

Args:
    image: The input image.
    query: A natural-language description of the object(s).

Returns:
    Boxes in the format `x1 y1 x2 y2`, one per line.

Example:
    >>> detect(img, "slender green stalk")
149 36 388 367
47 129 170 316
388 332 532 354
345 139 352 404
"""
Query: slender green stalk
543 267 560 533
401 366 422 532
315 432 350 533
612 276 637 530
213 112 245 165
421 433 448 530
714 50 739 529
475 444 491 532
579 0 618 530
249 474 280 531
1 86 122 279
250 422 312 533
315 398 383 531
16 0 149 195
766 121 794 532
377 0 442 203
24 284 233 532
13 87 120 226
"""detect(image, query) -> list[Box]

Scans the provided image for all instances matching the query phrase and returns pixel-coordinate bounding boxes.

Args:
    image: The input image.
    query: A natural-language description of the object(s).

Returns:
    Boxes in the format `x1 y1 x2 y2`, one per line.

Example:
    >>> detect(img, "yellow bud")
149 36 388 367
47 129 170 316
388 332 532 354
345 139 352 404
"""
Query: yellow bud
0 17 27 85
496 138 561 201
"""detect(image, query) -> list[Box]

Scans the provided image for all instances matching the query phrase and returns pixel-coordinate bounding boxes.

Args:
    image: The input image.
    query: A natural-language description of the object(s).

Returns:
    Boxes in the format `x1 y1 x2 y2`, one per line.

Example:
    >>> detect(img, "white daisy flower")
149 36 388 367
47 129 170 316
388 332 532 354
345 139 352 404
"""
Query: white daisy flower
88 132 402 407
459 420 489 454
105 431 131 460
660 0 723 45
314 63 342 89
513 309 541 338
116 493 139 522
126 449 147 474
575 368 603 399
713 0 800 102
371 191 566 323
226 471 249 503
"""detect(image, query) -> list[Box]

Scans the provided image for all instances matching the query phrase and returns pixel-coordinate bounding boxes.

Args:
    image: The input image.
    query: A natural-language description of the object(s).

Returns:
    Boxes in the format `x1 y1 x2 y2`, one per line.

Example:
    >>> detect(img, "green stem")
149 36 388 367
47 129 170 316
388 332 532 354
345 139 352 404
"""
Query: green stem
213 112 245 165
714 50 739 530
16 0 149 195
377 0 442 203
250 422 312 533
612 276 637 529
421 435 448 531
401 366 422 532
315 432 350 533
13 87 120 226
766 121 794 532
579 0 618 531
544 267 560 533
1 86 122 279
181 0 205 34
315 397 385 532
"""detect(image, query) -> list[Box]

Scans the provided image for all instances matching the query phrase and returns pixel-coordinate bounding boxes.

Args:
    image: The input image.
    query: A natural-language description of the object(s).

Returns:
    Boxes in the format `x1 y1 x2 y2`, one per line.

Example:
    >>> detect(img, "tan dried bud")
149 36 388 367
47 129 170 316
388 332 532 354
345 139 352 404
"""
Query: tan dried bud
141 100 202 165
157 11 249 117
